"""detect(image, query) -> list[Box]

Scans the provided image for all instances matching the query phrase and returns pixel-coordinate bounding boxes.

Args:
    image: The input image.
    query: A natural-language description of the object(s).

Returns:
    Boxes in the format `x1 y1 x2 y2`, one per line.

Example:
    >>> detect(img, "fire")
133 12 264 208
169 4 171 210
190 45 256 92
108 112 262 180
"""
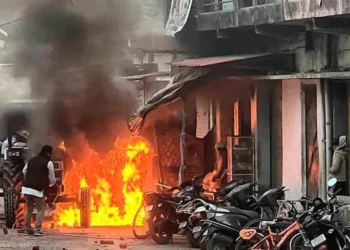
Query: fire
54 136 153 227
80 178 88 188
58 141 66 151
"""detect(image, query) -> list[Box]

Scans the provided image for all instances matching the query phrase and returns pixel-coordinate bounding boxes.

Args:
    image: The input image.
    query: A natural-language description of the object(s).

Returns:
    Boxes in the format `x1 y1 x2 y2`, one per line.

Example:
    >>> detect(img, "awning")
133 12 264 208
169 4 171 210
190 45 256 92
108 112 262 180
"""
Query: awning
171 53 271 67
128 67 209 134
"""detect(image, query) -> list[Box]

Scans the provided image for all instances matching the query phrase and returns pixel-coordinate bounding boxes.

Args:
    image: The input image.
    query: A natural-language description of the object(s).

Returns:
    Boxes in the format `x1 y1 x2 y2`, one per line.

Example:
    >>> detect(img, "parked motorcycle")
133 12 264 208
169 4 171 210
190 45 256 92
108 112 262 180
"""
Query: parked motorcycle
142 175 206 244
191 182 259 249
197 186 287 250
235 179 349 250
177 180 257 248
132 176 203 240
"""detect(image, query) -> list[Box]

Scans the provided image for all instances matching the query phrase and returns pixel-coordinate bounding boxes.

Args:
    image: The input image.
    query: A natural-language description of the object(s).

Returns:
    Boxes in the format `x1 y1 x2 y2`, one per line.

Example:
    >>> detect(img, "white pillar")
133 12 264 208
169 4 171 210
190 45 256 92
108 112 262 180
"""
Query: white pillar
282 79 303 199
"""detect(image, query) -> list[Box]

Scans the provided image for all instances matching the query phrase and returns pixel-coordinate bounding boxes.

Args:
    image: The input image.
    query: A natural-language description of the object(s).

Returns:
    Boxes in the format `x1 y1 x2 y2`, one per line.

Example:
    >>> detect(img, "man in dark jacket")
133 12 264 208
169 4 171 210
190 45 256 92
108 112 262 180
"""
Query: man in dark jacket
22 145 56 236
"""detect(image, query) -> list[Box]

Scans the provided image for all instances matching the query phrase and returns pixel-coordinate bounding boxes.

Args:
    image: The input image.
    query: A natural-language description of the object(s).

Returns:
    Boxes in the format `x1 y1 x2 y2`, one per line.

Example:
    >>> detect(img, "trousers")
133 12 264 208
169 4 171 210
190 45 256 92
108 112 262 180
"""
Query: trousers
24 194 46 231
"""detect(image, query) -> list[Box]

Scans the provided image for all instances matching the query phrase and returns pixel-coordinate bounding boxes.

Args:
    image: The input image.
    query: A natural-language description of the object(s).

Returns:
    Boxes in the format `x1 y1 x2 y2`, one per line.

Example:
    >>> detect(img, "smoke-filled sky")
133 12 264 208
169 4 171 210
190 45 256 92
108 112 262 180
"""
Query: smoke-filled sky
7 0 140 155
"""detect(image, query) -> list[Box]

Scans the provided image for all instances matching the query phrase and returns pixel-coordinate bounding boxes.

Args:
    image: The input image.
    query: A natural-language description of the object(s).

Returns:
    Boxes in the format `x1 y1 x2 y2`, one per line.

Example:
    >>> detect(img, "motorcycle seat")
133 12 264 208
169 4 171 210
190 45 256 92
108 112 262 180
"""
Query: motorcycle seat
225 207 260 220
220 180 249 196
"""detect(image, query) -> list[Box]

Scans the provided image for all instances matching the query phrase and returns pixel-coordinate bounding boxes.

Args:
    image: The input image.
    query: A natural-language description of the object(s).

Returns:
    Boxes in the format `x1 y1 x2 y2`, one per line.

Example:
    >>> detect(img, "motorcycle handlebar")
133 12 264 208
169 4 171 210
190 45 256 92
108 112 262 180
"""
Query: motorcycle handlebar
328 188 342 199
191 174 204 186
333 188 342 196
300 196 313 201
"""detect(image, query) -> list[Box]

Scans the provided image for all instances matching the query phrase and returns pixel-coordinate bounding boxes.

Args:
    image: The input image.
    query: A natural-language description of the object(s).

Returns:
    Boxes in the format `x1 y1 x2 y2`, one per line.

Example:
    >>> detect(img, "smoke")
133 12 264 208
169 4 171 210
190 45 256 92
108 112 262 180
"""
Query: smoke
11 0 139 154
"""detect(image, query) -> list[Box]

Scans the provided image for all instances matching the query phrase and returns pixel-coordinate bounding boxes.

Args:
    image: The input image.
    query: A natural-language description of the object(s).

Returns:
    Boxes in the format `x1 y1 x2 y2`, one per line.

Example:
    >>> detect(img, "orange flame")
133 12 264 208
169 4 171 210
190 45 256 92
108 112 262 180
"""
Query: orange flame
58 141 66 151
54 136 153 227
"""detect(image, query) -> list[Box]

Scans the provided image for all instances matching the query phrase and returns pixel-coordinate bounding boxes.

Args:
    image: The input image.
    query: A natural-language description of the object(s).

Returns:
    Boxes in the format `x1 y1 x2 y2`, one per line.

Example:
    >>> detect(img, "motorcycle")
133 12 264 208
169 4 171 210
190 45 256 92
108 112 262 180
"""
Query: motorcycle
190 182 262 249
142 175 204 244
177 180 256 248
235 180 348 250
296 177 350 250
199 186 287 250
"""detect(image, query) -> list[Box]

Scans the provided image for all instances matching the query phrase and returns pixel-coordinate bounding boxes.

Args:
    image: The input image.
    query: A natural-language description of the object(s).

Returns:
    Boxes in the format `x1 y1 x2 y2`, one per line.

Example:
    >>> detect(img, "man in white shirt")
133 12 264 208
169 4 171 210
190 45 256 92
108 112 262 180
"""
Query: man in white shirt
22 145 56 236
1 136 15 161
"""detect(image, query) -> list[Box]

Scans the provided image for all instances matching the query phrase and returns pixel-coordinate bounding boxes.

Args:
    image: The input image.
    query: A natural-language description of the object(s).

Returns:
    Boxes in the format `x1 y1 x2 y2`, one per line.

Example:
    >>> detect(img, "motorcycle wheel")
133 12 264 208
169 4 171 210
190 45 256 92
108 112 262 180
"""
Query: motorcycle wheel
132 203 150 239
235 233 266 250
290 234 316 250
208 233 234 250
186 230 200 248
150 211 173 245
200 241 207 250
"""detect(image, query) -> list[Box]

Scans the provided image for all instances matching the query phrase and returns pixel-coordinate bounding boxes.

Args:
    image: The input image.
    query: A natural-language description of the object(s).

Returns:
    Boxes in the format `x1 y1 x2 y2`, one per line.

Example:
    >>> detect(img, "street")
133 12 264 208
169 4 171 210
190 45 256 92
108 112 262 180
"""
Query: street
0 193 193 250
0 227 193 250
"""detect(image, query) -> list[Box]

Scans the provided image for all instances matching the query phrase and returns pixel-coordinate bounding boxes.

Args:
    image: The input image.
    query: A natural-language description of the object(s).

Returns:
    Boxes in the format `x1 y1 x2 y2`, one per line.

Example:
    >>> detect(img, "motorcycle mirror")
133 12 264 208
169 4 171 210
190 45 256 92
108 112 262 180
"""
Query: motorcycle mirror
328 178 337 187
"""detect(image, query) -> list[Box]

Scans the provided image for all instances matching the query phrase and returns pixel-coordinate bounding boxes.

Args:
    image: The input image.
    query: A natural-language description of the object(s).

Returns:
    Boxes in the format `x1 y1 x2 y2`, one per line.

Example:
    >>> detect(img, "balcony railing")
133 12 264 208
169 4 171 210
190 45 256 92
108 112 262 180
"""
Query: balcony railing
196 0 276 13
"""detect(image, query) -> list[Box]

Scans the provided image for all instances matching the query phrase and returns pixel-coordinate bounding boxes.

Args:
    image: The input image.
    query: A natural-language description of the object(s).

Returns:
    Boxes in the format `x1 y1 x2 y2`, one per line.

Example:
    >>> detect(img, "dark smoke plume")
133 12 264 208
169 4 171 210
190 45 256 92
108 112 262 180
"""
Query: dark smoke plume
12 0 139 154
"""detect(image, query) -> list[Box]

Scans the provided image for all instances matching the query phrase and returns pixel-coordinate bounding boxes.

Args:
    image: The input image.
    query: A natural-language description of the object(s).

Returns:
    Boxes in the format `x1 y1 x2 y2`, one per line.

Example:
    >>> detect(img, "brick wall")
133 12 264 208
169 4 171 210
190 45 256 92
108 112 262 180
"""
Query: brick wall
271 81 283 187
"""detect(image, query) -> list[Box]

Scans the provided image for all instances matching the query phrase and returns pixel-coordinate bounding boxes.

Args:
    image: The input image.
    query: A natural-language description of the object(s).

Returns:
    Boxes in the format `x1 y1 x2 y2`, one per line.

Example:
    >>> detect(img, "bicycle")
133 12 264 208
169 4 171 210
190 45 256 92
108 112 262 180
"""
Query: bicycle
236 217 308 250
235 199 314 250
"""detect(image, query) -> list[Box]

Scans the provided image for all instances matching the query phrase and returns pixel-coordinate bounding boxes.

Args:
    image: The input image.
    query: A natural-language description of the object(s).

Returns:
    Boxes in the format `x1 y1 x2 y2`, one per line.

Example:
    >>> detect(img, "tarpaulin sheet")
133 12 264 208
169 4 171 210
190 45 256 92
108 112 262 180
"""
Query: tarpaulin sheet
128 67 209 134
165 0 193 37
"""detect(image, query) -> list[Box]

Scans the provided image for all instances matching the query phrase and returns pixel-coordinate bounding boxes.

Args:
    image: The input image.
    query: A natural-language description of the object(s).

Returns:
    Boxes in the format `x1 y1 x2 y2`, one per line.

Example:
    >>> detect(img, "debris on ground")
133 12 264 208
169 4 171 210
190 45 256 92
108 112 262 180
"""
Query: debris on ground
119 242 128 249
100 240 114 245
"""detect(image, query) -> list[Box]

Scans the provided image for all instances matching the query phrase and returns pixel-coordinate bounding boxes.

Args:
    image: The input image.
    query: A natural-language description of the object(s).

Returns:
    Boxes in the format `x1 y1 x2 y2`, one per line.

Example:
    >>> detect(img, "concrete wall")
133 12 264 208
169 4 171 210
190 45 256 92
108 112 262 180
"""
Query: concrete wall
283 0 350 20
282 79 303 199
279 33 350 73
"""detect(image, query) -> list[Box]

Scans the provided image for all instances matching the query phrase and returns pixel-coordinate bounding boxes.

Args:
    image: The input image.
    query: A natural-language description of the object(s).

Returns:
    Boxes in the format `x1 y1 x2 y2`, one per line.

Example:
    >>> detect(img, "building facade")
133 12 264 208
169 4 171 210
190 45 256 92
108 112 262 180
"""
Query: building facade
130 0 350 198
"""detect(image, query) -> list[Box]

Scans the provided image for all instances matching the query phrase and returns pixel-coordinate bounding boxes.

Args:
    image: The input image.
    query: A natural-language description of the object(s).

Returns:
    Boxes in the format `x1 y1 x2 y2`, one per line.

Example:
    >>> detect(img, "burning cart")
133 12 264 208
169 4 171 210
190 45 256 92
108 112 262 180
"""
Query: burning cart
0 102 91 228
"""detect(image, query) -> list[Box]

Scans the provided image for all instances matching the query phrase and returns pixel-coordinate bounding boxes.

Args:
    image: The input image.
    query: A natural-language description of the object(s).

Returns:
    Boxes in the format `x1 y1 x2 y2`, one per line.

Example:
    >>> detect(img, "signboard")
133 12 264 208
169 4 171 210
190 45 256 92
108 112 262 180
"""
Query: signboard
165 0 193 37
227 136 255 182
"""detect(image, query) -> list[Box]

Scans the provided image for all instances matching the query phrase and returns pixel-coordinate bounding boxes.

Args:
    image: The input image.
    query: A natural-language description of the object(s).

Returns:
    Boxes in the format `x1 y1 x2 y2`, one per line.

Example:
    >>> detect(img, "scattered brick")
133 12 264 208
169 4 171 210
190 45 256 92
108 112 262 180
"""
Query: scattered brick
119 243 128 249
100 240 114 245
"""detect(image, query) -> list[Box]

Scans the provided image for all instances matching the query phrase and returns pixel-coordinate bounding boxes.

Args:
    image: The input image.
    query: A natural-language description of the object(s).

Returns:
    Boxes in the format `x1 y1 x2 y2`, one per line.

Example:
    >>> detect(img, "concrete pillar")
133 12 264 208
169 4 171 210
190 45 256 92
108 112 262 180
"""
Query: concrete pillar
317 80 326 200
251 82 271 193
282 80 303 199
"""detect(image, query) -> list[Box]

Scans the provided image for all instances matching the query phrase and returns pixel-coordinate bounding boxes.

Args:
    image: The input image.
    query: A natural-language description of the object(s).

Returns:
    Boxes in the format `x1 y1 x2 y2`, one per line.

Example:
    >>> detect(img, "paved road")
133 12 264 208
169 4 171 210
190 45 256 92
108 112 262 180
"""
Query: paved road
0 192 193 250
0 227 193 250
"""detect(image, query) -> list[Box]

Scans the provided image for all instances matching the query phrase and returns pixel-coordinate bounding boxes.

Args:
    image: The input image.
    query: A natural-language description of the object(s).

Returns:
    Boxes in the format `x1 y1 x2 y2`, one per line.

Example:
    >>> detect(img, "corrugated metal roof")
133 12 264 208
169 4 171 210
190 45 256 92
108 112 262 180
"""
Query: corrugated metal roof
171 53 271 67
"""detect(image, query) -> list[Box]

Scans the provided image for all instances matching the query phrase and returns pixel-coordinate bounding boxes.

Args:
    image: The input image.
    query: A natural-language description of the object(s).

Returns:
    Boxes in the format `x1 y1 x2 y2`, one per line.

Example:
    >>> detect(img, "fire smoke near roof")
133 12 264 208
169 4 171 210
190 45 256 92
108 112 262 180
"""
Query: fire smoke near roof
11 0 139 154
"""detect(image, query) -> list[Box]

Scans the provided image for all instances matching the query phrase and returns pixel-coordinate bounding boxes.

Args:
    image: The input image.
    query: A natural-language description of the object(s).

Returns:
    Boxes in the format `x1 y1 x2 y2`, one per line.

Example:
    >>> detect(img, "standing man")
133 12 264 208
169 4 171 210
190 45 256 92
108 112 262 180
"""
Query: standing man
22 145 56 236
329 135 348 196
